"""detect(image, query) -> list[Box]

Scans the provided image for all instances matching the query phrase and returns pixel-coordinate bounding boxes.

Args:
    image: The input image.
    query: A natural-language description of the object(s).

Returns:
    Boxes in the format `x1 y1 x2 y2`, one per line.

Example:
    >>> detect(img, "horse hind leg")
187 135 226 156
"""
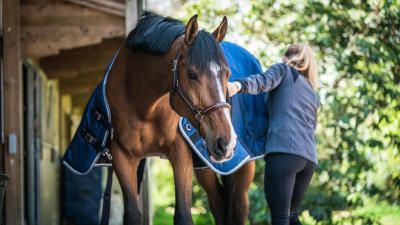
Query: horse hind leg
223 161 255 225
195 169 225 225
111 141 142 225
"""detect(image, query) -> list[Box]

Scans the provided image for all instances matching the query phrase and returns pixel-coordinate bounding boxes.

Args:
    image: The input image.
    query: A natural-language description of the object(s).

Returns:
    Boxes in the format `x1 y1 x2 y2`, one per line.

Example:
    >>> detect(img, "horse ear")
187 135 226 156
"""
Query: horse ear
185 15 199 45
212 16 228 43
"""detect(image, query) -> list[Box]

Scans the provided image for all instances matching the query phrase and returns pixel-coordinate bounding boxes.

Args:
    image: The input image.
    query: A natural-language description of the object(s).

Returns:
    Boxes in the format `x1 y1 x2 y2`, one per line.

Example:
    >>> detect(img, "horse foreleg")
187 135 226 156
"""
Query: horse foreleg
167 136 194 225
195 169 225 225
111 142 142 225
223 161 255 225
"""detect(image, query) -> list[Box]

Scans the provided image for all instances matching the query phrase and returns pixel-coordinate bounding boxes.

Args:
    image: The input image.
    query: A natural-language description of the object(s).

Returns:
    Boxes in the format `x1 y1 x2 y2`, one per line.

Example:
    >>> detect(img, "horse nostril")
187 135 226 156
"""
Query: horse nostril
214 137 227 156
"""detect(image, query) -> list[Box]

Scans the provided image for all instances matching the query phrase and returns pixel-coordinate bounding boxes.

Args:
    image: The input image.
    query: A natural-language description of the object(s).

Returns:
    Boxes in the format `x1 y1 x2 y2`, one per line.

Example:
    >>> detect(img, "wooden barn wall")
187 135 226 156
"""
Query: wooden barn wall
1 0 143 224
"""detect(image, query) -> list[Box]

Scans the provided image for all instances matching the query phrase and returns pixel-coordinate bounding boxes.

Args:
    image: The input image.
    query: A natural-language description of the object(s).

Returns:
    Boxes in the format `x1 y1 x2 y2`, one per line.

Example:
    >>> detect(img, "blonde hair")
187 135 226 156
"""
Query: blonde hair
284 44 318 89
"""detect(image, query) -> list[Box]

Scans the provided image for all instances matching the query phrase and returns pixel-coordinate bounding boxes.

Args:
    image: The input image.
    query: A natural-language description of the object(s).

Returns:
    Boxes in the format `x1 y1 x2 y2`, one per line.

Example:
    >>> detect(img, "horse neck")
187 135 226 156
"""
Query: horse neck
108 45 176 120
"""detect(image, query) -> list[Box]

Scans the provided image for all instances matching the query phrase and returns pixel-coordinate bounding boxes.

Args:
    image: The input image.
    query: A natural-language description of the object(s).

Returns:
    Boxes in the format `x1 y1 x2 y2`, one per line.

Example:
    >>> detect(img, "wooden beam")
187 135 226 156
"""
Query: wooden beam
0 0 4 173
59 69 105 94
65 0 125 17
21 1 125 59
61 84 94 95
39 37 123 79
60 79 102 95
3 0 23 224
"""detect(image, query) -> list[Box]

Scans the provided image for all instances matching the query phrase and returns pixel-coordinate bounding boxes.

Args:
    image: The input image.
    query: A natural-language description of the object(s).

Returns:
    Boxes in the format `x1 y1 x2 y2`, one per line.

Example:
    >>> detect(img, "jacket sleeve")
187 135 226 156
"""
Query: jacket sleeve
235 63 286 95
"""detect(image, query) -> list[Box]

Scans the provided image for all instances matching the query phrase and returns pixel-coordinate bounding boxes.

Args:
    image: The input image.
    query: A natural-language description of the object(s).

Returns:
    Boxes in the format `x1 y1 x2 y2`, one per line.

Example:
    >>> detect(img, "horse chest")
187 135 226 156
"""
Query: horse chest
117 118 176 155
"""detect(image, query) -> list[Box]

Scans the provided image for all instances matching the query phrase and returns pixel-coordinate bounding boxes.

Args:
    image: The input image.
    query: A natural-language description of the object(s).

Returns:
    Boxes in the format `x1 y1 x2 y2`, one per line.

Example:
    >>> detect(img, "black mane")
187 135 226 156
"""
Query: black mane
126 11 226 73
126 11 185 55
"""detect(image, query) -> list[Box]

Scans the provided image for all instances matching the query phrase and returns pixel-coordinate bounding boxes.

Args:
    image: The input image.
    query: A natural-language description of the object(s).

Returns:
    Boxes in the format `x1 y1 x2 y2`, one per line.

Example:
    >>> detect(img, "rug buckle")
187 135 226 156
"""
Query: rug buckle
85 133 94 143
103 148 113 161
94 110 103 121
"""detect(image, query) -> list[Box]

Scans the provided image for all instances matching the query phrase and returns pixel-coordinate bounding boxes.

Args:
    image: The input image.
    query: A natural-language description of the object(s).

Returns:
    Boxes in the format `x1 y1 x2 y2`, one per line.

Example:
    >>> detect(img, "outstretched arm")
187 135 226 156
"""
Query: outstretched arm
229 63 286 96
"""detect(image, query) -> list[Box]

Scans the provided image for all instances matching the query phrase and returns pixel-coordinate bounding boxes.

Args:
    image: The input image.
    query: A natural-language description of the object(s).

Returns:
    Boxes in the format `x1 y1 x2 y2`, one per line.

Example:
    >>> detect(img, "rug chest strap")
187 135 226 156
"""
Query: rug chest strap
100 166 113 225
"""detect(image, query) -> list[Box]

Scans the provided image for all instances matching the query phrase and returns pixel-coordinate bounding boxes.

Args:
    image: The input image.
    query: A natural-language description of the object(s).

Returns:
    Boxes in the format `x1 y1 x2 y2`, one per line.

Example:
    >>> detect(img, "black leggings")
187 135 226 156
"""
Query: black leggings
264 153 316 225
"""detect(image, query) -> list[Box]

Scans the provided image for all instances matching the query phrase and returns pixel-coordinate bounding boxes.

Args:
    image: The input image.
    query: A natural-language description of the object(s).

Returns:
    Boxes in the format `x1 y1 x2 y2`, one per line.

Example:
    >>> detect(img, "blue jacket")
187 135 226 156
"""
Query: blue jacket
236 63 319 164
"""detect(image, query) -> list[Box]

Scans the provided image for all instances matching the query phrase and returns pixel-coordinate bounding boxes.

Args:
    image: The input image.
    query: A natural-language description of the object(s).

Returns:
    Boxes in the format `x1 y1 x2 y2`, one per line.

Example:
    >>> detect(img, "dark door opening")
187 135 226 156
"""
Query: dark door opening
23 63 41 225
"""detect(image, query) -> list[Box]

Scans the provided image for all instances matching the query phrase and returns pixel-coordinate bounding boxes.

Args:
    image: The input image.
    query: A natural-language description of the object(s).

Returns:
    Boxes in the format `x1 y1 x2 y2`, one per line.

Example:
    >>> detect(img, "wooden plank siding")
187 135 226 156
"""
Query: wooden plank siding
39 37 123 80
3 0 23 224
21 0 125 59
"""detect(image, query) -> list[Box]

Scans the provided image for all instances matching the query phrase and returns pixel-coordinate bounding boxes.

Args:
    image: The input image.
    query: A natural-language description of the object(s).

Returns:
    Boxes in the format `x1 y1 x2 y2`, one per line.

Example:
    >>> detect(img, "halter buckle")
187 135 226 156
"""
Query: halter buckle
172 59 178 71
195 112 204 122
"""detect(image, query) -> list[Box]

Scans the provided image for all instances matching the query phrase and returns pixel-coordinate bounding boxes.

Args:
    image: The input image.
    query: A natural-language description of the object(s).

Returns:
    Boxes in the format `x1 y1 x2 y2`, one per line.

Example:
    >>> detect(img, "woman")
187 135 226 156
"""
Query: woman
228 44 319 225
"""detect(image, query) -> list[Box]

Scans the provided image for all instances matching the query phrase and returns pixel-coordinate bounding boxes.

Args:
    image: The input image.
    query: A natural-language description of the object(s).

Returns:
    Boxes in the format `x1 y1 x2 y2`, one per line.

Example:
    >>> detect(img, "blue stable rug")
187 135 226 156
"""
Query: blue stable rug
179 41 268 175
62 52 118 175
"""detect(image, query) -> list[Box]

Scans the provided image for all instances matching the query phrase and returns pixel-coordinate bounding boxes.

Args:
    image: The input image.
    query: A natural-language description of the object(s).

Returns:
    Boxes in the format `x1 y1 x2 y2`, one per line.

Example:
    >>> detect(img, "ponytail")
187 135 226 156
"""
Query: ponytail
284 44 318 89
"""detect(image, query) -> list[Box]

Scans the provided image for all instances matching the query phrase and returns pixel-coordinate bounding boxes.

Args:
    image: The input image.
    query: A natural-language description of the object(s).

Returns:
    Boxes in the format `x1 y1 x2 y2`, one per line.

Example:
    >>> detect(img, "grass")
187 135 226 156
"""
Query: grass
355 201 400 225
299 200 400 225
153 206 214 225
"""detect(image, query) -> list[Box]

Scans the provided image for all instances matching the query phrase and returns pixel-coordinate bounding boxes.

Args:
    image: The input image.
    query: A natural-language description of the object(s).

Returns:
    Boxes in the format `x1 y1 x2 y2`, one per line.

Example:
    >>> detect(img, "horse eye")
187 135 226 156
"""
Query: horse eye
187 71 198 81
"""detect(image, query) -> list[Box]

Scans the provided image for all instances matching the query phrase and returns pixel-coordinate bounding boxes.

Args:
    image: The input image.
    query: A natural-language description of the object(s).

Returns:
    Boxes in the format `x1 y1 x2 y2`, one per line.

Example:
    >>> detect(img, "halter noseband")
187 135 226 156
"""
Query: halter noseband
169 39 231 129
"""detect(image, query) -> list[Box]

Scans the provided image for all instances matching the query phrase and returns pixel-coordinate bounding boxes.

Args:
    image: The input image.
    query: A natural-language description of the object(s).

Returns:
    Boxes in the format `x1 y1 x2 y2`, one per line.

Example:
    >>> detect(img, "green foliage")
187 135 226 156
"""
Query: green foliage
355 200 400 225
152 158 175 208
150 0 400 224
152 158 215 225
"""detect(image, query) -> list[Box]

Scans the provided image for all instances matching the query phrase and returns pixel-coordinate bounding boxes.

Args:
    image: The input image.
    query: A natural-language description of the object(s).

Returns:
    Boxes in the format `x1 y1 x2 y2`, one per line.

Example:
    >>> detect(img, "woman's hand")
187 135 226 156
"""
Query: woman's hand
227 81 241 97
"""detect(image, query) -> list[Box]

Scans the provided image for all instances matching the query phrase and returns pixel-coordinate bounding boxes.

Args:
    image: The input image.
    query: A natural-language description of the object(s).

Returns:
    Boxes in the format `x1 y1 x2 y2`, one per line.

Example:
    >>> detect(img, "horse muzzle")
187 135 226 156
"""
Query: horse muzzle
208 136 236 163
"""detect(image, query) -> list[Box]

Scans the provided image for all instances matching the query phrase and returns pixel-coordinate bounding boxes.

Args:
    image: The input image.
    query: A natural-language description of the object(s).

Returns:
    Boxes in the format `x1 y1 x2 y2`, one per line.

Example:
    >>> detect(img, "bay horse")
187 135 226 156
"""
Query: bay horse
105 12 237 225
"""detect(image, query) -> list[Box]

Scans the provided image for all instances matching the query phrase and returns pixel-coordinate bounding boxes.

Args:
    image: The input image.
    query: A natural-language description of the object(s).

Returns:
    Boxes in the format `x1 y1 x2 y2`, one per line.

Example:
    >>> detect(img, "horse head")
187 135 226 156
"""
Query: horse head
170 15 237 162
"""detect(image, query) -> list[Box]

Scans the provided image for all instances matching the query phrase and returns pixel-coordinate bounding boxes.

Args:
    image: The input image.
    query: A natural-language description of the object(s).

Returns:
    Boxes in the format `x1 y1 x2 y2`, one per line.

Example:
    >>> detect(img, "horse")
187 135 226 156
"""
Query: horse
105 12 236 225
193 41 265 225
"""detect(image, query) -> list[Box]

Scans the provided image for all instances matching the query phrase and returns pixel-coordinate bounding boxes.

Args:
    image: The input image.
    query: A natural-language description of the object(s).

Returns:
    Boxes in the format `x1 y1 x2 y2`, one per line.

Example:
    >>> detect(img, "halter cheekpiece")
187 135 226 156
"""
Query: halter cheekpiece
169 38 231 129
